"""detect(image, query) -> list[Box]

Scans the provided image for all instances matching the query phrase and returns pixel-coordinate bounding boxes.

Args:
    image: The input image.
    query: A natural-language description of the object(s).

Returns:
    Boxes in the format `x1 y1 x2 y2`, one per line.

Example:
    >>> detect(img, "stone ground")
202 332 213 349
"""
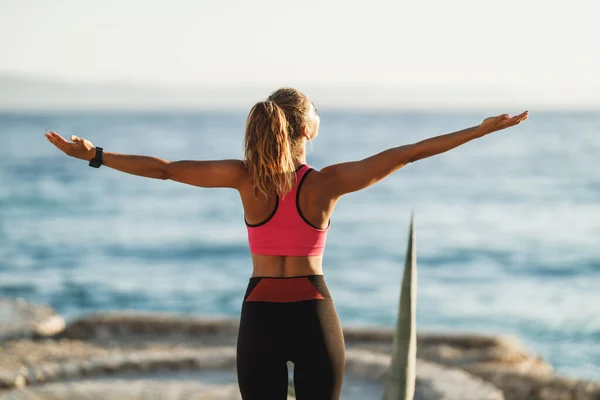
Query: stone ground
1 298 599 400
1 363 502 400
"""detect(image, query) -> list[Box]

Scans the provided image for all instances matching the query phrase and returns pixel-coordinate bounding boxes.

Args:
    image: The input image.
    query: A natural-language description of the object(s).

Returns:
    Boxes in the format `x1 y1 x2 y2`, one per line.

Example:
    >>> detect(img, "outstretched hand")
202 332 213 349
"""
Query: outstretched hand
45 131 96 161
479 111 529 135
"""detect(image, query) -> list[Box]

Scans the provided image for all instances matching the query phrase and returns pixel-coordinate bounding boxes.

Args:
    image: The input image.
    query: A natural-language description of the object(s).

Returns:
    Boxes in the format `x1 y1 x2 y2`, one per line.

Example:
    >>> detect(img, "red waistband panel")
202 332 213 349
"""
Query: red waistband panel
245 277 325 302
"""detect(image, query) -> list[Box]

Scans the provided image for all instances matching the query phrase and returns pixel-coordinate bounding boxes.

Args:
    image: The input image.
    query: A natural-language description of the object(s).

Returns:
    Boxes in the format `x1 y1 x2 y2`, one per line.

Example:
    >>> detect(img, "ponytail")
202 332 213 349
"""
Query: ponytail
244 100 296 199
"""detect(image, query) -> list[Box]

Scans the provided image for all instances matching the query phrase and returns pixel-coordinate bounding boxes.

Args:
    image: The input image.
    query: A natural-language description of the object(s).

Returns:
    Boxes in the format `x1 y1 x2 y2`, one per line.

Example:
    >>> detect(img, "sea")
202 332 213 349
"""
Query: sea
0 110 598 380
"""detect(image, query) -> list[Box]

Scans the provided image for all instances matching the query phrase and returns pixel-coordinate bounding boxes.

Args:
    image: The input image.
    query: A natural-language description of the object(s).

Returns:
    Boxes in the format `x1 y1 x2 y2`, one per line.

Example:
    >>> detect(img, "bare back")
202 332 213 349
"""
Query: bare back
238 165 335 277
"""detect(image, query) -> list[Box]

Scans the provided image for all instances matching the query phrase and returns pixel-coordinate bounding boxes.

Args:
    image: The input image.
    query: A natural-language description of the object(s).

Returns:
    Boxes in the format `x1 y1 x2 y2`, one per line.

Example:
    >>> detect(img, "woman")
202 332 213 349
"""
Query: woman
45 87 528 399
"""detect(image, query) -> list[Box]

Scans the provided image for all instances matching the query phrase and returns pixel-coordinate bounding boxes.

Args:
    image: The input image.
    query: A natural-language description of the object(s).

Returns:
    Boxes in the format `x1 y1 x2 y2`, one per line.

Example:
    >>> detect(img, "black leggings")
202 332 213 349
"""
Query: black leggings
236 275 345 400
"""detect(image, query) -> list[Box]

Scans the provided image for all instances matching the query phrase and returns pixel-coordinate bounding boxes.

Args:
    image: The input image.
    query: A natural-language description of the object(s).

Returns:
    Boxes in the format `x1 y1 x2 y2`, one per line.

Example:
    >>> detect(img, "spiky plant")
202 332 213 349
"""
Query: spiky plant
383 213 417 400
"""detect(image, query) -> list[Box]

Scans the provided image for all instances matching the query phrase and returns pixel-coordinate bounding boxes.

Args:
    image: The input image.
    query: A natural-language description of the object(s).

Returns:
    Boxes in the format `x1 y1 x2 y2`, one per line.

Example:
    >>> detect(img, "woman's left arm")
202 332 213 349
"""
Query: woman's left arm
45 131 247 189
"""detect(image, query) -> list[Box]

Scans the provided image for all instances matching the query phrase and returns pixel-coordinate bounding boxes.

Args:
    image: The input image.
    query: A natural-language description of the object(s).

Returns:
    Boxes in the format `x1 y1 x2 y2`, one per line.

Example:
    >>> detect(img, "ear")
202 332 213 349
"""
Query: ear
301 125 311 140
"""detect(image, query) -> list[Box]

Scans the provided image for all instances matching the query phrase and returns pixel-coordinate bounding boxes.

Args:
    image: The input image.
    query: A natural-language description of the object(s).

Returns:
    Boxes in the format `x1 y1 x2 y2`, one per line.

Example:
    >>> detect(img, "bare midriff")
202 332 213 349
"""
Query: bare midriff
250 254 324 277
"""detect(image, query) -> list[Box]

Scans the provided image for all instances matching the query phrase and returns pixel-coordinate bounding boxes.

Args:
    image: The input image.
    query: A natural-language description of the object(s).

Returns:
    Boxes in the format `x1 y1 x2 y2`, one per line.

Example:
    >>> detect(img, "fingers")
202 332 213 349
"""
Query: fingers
511 110 529 124
49 131 68 142
45 131 72 154
518 110 529 121
45 131 66 144
512 111 529 122
44 132 58 146
499 111 529 129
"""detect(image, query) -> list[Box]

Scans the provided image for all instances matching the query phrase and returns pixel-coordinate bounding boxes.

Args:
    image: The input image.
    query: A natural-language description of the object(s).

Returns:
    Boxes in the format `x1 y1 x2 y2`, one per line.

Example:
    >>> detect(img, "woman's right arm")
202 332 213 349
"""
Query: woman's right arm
45 131 246 189
320 111 529 199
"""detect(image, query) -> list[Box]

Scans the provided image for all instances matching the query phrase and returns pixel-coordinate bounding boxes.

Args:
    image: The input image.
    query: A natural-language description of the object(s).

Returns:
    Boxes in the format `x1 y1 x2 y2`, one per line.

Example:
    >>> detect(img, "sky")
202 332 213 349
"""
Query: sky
1 0 599 108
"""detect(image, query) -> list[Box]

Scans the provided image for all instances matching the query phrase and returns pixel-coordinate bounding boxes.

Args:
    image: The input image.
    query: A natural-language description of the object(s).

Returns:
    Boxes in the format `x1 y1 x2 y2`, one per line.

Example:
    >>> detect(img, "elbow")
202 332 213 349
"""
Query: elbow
403 144 420 164
159 161 173 180
157 167 172 180
158 168 172 180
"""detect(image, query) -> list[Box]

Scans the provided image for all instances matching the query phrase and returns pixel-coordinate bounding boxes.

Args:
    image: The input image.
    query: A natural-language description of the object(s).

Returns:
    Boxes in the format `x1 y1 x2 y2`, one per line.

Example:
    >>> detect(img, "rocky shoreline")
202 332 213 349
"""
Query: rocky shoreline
1 298 598 399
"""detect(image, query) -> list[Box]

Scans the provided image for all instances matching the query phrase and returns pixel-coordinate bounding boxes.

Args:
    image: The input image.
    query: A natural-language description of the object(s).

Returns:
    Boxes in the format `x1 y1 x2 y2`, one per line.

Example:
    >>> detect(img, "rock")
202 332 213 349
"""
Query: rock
38 363 60 382
0 372 18 390
60 312 239 341
1 303 598 400
345 349 505 400
56 362 79 380
344 326 600 400
0 298 66 342
14 375 26 389
6 375 246 400
34 315 66 337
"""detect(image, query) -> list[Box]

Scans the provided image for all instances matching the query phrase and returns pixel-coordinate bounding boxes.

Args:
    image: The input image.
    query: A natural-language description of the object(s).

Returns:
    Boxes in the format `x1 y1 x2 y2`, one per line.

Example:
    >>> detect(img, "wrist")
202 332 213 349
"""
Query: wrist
473 124 490 138
88 147 103 168
87 147 97 162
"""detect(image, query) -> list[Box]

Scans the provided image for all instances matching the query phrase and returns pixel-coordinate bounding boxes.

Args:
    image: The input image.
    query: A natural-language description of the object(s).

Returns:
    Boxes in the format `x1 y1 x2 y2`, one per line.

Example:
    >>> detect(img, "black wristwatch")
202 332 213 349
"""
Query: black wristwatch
89 147 103 168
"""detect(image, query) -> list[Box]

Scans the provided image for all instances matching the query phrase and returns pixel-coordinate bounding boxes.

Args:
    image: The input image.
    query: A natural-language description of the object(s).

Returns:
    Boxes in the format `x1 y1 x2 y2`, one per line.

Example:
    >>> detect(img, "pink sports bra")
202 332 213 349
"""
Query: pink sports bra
245 165 330 256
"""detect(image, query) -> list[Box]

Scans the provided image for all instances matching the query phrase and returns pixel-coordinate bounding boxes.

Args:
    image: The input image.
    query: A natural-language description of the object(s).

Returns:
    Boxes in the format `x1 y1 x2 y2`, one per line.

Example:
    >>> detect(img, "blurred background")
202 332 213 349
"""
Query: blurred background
1 0 599 380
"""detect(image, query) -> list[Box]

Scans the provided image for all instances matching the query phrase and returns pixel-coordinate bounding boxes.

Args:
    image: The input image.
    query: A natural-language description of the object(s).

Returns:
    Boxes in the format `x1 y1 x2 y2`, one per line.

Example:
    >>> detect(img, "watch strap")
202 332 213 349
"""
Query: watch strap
89 147 103 168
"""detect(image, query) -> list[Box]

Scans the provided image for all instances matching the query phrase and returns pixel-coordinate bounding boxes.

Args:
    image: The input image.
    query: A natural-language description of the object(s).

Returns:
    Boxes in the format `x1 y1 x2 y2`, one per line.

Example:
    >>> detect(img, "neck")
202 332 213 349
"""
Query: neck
294 156 307 167
292 143 307 168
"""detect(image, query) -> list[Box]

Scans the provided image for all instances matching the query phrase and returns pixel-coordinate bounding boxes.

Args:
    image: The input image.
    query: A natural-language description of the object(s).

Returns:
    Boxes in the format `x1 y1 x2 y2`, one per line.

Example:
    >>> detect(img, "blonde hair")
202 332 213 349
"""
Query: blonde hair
244 88 310 199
